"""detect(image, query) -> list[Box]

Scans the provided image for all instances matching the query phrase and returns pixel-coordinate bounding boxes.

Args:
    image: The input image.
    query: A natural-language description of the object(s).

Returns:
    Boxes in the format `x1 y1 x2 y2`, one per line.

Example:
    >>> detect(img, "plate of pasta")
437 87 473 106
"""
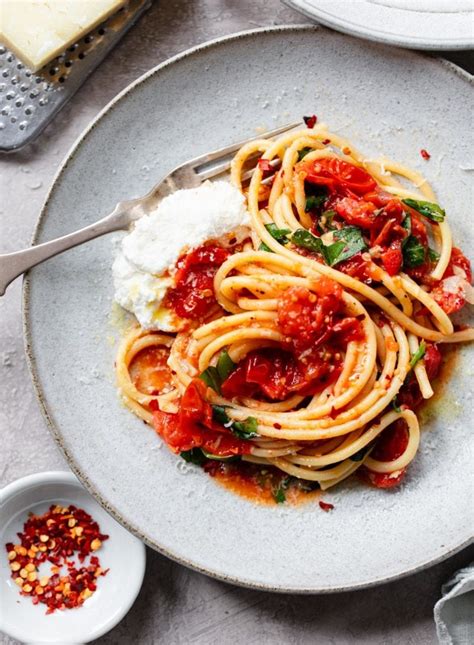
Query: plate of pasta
24 26 473 592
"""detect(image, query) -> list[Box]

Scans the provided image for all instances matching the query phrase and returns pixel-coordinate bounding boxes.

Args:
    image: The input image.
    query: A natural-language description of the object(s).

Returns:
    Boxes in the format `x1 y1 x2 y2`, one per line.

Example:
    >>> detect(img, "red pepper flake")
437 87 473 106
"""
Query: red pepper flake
319 500 335 512
258 158 273 173
4 505 108 614
420 149 431 160
322 138 331 145
303 114 317 129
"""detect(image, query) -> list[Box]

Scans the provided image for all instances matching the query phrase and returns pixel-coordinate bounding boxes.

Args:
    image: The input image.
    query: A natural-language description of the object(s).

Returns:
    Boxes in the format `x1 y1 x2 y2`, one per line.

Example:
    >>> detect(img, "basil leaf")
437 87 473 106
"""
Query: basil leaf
199 366 221 393
259 241 273 252
217 350 236 381
392 396 402 413
403 236 426 268
201 351 237 393
329 226 367 266
401 212 411 243
265 223 291 244
212 405 230 425
350 445 371 462
273 487 286 504
305 194 327 212
410 340 426 369
428 247 440 262
291 229 325 255
298 146 312 161
402 199 446 223
212 406 259 440
232 416 259 440
201 449 239 462
180 449 206 466
273 477 290 503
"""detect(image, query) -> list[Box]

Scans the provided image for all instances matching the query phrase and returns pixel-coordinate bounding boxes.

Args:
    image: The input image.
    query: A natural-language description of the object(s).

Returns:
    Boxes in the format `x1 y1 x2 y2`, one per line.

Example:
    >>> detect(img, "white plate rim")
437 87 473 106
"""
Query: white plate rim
22 24 474 594
282 0 474 50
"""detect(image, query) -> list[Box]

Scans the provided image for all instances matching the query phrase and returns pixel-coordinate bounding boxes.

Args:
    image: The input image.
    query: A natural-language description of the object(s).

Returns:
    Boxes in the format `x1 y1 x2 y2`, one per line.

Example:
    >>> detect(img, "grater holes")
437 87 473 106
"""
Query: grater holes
0 45 6 55
24 105 34 115
2 70 10 78
6 90 15 100
10 116 17 123
78 52 86 60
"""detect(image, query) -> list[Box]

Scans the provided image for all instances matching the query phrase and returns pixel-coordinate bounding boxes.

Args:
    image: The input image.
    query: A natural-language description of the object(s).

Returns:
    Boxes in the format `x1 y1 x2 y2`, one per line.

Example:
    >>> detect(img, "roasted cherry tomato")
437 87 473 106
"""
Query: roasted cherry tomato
165 243 230 320
302 158 377 196
335 197 378 229
360 468 406 489
371 419 409 462
153 379 250 456
382 243 403 276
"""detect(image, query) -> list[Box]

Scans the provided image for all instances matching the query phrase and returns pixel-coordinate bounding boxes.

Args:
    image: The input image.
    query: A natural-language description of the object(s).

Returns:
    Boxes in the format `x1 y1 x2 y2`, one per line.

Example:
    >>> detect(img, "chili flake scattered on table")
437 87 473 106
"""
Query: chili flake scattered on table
420 148 431 160
5 504 109 614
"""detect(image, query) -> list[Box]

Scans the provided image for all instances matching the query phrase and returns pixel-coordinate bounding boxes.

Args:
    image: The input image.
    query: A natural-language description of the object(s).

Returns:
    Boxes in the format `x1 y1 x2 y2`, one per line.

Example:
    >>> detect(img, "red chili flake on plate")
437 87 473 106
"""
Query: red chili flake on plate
322 138 331 145
5 504 108 614
319 500 335 512
420 149 431 160
303 114 317 128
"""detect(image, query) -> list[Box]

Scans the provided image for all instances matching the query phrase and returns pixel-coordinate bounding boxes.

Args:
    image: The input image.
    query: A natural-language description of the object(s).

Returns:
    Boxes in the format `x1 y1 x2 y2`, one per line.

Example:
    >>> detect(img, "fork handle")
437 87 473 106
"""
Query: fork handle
0 205 131 296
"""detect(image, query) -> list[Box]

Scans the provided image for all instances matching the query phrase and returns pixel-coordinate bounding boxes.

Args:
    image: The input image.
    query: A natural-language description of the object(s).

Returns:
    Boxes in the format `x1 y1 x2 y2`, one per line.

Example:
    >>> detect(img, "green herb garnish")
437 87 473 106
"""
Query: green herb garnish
428 247 441 262
409 340 426 369
350 445 371 462
392 395 402 413
291 226 366 267
265 223 291 244
328 226 367 265
180 449 206 466
216 350 236 381
291 229 324 254
402 236 426 268
305 194 327 212
273 487 286 504
232 416 259 440
200 351 237 393
199 366 222 393
298 146 312 161
402 199 446 223
211 405 259 440
259 241 272 252
272 477 290 504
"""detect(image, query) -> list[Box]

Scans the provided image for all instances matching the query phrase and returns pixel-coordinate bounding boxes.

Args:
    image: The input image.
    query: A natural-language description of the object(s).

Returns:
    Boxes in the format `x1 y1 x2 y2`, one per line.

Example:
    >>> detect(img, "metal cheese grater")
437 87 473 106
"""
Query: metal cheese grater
0 0 151 152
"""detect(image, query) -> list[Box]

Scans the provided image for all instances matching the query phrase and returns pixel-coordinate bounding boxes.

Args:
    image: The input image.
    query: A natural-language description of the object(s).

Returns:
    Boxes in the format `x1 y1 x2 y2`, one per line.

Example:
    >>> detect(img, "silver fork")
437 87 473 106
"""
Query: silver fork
0 121 299 296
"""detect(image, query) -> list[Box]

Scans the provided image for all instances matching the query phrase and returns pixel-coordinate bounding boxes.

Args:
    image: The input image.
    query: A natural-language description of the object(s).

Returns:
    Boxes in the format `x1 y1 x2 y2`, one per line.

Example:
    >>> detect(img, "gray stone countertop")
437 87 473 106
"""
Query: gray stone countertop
1 1 473 643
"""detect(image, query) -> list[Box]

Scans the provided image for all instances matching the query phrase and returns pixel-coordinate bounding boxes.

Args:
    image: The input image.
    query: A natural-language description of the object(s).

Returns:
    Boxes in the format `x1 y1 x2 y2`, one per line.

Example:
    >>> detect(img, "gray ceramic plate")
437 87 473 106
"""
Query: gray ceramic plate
283 0 474 50
24 26 474 593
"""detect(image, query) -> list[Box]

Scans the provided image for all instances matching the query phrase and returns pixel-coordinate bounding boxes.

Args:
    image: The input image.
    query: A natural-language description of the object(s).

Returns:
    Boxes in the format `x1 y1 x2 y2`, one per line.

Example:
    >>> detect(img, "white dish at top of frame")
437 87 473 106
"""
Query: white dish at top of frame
283 0 474 50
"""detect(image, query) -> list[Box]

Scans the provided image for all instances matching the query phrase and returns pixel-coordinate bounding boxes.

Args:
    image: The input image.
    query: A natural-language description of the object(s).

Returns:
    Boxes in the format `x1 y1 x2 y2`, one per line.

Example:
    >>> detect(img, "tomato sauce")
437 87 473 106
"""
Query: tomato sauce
204 460 320 506
129 346 173 395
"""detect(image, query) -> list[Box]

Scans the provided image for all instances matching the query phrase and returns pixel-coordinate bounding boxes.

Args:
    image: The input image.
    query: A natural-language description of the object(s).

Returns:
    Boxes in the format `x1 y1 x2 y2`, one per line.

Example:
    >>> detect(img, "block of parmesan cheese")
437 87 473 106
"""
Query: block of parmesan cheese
0 0 126 72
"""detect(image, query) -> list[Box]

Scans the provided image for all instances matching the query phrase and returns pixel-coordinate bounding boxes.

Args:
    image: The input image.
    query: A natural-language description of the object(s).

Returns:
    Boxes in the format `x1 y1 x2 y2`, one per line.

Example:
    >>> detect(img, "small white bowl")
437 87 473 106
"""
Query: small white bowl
0 471 146 644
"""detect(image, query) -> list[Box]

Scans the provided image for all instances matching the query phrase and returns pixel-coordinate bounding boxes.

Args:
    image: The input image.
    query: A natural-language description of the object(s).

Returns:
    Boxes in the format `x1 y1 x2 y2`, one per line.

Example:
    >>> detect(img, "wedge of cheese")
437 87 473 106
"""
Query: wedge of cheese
0 0 126 72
